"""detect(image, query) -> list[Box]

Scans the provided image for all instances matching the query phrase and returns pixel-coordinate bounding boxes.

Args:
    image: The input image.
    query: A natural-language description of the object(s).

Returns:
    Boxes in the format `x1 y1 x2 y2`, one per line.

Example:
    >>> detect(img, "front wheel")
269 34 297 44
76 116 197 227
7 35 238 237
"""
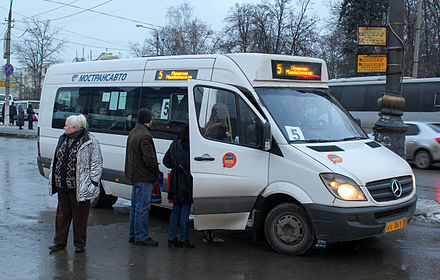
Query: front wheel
414 150 432 169
91 184 118 208
264 203 316 255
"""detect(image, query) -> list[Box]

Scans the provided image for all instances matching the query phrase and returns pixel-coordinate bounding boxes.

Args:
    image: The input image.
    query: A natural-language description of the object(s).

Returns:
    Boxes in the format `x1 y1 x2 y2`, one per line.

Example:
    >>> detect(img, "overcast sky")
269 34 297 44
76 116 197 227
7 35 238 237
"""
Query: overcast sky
0 0 334 67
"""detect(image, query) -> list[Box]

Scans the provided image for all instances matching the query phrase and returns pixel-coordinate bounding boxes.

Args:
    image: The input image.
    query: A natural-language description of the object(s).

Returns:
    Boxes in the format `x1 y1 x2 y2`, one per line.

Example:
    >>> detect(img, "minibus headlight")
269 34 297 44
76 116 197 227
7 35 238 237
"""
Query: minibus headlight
320 173 366 201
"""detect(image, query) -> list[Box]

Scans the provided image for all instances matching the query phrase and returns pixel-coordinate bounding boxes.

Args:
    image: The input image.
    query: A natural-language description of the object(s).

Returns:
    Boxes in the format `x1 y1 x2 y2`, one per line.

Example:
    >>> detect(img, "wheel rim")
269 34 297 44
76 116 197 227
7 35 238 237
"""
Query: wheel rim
415 153 430 169
274 214 304 245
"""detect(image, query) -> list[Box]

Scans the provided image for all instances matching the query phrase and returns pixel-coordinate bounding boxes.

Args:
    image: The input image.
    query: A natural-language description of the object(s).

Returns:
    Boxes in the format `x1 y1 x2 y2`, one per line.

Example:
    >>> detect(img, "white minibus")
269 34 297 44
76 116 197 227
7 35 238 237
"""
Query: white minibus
38 54 417 255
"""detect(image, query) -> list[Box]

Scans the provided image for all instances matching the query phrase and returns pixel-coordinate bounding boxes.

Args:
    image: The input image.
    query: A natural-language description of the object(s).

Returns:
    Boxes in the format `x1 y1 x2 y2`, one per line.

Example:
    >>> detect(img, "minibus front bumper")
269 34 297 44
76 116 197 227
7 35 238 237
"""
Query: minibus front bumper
303 195 417 242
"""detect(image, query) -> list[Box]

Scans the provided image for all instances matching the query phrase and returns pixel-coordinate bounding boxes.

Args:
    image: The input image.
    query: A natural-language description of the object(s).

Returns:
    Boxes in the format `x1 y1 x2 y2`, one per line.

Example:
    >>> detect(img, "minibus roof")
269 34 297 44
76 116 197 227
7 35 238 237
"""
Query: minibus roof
44 54 329 89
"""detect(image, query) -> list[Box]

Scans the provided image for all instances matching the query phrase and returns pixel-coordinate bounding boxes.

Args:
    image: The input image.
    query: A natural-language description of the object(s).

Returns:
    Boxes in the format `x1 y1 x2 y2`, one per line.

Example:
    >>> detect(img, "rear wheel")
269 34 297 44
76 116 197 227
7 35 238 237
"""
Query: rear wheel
414 150 432 169
91 184 118 208
264 203 316 255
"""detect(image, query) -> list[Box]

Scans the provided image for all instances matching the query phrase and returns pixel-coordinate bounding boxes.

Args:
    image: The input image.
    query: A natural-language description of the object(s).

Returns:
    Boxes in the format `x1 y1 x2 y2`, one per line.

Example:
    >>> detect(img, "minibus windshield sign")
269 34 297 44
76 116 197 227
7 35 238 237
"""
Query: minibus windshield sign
155 70 198 80
271 61 321 81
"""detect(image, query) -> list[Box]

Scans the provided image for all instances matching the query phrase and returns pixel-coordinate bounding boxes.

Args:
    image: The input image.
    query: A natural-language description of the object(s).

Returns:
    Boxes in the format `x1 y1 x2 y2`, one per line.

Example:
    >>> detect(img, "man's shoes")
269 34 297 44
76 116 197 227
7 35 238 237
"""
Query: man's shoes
49 244 66 253
129 238 134 243
180 240 195 249
203 231 224 244
134 237 159 247
75 246 85 253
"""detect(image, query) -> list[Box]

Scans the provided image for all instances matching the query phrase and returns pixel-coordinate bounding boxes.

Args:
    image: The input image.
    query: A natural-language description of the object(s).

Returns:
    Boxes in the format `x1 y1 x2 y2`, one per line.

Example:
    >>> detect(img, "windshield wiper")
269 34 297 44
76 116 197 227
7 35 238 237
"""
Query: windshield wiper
294 139 332 143
337 136 367 141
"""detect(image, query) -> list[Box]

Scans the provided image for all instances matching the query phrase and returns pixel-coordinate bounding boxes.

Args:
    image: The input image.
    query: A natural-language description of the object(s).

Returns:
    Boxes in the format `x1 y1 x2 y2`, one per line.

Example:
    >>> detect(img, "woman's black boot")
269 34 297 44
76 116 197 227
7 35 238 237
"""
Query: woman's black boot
168 238 181 248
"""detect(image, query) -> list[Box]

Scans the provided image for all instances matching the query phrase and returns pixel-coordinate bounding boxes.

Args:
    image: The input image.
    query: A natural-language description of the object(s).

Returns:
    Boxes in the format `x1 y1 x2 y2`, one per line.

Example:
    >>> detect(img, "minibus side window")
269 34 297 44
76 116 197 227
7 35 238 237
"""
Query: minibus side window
140 87 188 139
194 87 238 144
238 99 262 148
52 88 90 129
88 87 140 134
194 86 262 148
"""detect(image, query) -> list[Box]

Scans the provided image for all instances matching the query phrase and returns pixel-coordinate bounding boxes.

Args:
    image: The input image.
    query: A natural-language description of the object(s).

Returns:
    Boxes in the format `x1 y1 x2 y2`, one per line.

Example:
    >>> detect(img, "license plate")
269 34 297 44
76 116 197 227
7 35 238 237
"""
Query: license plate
385 218 407 232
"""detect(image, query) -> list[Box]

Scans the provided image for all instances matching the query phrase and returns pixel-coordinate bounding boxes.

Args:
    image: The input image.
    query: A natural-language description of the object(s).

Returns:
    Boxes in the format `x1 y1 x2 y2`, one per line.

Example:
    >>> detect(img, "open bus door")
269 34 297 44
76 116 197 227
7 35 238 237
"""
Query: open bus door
187 79 270 230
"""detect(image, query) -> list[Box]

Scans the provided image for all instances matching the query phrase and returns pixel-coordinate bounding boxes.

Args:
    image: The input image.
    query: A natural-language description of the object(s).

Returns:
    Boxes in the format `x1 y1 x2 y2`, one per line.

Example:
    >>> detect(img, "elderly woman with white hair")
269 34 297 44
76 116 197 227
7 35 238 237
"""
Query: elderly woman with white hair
48 114 103 253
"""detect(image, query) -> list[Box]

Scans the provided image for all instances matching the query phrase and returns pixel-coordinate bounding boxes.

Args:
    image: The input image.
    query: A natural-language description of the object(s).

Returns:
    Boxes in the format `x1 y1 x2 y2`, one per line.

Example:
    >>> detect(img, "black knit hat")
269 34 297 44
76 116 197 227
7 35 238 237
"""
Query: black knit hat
137 108 152 124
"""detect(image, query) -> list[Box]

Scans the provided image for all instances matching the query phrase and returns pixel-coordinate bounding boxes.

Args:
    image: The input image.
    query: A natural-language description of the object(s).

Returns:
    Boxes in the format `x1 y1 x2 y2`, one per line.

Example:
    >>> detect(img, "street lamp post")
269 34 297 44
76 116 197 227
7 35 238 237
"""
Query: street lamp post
136 24 161 56
373 0 407 158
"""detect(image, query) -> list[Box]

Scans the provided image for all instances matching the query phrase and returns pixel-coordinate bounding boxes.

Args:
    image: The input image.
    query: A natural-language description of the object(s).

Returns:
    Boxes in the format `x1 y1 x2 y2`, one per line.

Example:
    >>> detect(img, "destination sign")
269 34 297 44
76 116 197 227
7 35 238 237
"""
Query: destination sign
155 70 198 80
357 54 387 73
357 26 387 46
271 61 321 80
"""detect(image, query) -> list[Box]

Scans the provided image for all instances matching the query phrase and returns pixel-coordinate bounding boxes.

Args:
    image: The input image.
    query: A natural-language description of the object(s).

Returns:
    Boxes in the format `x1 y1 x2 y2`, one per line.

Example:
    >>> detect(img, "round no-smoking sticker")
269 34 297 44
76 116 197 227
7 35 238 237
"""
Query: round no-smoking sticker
222 152 237 168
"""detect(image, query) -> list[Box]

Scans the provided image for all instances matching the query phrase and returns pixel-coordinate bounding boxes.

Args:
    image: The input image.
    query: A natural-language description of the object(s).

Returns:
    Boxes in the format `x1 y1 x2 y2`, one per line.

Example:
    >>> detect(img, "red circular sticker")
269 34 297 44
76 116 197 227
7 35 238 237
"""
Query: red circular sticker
327 154 343 163
222 152 237 168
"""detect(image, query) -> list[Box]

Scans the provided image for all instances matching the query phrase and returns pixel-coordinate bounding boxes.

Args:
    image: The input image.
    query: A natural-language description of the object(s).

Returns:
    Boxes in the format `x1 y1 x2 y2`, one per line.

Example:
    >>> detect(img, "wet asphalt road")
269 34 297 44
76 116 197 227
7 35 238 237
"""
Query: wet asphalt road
0 137 439 280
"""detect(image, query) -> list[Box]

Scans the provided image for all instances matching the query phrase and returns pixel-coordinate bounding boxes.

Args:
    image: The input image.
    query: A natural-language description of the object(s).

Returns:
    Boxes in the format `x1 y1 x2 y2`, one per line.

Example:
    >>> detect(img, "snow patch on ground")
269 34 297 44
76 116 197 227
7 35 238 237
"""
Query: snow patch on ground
414 198 440 223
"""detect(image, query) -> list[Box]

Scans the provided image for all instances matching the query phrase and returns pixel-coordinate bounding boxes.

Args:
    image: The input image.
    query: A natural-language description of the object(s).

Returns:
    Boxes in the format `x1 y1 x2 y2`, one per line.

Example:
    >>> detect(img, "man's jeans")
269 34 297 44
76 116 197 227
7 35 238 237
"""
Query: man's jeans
129 182 154 242
168 203 191 241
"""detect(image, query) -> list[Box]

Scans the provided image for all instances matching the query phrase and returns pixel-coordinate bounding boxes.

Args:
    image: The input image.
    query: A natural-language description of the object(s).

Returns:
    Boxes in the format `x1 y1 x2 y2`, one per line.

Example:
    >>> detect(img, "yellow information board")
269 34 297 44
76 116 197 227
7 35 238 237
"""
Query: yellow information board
357 54 387 73
0 81 19 88
357 26 387 46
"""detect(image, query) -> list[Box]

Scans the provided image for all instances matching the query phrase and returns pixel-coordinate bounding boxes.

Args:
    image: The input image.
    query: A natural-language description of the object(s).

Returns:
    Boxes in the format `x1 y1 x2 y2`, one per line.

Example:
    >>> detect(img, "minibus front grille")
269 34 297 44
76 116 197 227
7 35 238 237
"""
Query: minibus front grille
365 176 413 202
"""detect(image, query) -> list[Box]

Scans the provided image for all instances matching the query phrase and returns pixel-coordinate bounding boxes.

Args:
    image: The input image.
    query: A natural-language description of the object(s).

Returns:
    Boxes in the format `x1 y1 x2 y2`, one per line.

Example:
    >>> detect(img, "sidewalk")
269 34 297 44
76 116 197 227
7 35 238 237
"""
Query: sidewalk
0 123 37 138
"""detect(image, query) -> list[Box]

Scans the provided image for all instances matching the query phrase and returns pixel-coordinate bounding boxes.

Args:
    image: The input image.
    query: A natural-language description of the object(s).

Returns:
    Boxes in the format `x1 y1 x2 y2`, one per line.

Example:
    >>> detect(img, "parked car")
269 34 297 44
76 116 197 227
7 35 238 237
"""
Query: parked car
405 121 440 169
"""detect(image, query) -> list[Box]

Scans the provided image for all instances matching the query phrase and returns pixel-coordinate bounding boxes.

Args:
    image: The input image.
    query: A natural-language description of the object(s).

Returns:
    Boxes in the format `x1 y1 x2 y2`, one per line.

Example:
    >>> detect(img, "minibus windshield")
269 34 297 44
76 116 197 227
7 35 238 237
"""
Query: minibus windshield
256 88 367 143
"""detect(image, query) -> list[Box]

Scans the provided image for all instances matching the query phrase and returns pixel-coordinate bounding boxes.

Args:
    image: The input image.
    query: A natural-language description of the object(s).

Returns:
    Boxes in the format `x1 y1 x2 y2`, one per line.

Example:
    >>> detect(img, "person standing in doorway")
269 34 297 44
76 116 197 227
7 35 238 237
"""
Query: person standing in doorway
163 125 194 248
9 102 16 125
27 104 35 130
125 108 160 247
48 114 103 253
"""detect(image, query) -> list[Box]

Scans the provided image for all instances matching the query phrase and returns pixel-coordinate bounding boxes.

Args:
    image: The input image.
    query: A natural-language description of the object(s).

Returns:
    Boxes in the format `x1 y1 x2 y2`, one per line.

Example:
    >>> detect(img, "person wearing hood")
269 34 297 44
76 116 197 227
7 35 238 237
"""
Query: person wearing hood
48 114 103 253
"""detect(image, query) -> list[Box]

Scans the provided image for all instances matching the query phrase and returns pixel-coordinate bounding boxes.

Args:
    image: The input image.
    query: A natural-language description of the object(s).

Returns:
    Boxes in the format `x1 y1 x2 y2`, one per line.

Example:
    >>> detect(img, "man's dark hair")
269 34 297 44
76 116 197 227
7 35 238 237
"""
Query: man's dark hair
137 108 152 124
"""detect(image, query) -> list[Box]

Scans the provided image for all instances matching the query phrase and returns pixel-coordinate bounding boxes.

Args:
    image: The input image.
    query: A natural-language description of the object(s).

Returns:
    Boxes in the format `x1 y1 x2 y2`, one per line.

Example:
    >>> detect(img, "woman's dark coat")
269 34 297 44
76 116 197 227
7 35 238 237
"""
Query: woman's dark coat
27 106 34 121
163 130 193 204
16 107 25 126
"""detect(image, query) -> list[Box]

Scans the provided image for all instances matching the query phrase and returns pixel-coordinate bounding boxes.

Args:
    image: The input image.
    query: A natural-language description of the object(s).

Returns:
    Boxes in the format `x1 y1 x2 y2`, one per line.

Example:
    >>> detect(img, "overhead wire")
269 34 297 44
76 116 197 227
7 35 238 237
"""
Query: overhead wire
12 26 129 52
50 0 112 21
26 0 80 18
43 0 162 29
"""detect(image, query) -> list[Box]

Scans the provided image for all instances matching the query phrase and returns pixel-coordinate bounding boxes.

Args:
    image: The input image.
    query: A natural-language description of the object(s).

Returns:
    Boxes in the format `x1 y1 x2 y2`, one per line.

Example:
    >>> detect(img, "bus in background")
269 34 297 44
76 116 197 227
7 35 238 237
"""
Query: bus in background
38 54 416 255
329 76 440 132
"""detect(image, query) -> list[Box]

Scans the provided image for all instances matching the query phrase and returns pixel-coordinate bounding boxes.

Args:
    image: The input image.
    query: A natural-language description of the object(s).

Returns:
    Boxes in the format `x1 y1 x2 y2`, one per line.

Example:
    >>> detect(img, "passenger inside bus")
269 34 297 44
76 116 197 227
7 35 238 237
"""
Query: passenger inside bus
151 103 162 119
204 103 233 143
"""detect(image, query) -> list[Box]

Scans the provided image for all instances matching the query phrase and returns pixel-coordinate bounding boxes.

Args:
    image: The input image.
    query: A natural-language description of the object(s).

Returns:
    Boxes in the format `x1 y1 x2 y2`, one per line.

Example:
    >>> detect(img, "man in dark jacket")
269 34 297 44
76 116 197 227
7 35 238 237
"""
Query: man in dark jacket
9 102 16 125
125 108 159 246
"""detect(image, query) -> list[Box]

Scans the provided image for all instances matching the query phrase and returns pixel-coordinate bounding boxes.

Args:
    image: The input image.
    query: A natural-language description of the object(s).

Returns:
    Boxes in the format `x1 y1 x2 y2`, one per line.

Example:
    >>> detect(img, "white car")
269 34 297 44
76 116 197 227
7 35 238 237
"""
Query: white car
405 121 440 169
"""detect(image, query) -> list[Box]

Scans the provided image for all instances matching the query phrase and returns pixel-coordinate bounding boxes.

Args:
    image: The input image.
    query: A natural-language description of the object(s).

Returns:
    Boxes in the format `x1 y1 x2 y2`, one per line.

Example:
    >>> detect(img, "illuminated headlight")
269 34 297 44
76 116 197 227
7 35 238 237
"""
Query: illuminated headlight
320 173 366 201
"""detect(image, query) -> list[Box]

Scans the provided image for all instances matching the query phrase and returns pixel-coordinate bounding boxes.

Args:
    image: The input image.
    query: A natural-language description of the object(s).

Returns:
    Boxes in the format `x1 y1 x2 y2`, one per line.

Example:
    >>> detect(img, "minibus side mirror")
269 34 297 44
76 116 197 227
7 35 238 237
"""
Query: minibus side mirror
263 122 272 151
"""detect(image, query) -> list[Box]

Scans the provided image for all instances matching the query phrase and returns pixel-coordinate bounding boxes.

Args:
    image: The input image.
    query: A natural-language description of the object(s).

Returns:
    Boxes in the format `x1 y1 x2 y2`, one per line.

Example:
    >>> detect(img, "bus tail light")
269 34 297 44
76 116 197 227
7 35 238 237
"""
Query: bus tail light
435 138 440 144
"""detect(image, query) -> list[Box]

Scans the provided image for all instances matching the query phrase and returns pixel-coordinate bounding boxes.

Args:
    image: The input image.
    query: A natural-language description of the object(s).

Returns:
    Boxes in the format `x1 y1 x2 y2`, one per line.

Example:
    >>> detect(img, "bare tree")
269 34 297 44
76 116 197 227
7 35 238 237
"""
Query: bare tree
161 2 213 55
285 0 319 56
130 2 215 56
219 0 319 55
221 3 255 53
13 17 65 99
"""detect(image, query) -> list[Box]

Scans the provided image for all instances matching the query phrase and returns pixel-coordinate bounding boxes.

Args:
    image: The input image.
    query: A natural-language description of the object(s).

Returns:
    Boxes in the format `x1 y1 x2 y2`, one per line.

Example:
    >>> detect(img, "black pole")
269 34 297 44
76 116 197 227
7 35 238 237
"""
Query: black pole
373 0 407 158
